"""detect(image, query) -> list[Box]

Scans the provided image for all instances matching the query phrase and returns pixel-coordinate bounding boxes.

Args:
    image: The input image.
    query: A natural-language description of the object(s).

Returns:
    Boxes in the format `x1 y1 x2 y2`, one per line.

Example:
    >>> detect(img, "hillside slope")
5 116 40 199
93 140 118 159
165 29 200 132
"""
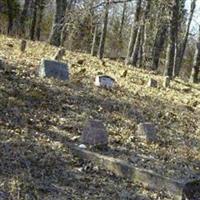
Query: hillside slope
0 34 200 199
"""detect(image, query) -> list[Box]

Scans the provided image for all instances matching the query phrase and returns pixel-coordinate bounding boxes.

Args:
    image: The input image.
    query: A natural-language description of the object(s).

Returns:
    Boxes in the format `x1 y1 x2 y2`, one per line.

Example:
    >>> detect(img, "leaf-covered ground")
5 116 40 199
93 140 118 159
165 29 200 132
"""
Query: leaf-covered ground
0 34 200 199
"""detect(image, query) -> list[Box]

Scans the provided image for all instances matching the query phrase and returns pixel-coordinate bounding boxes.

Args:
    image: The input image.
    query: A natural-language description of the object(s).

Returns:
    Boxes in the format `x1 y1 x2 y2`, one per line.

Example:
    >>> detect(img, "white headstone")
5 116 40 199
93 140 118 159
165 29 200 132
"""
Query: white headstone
95 75 115 89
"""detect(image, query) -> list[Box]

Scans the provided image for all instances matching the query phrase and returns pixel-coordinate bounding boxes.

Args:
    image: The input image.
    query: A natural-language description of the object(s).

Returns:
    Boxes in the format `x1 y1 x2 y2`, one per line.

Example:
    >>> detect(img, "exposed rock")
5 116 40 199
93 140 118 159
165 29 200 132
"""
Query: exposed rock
136 122 158 143
163 76 170 88
20 39 27 52
181 87 191 93
95 75 115 89
77 59 85 65
121 70 128 78
147 78 157 88
38 59 69 80
81 119 108 147
53 48 65 60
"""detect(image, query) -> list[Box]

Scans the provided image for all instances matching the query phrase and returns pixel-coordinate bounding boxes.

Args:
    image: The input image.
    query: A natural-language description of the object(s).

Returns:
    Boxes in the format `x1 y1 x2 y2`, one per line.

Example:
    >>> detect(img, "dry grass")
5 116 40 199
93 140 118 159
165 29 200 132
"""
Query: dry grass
0 34 200 199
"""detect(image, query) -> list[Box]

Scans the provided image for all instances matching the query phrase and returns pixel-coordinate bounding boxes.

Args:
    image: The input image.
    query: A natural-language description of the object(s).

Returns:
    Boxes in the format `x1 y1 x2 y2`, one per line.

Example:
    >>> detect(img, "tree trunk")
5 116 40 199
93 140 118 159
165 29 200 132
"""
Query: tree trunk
139 0 152 67
190 26 200 83
91 24 98 56
20 0 31 36
151 24 168 70
164 0 180 78
126 0 142 64
6 0 14 35
36 0 45 41
174 0 196 76
130 26 142 66
49 0 67 47
30 0 38 40
119 2 126 39
98 0 109 60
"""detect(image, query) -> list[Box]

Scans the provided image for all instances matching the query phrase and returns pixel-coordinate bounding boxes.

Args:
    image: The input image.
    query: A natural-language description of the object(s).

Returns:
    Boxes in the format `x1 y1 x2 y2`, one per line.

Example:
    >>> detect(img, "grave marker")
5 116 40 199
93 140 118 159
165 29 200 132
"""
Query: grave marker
38 59 69 80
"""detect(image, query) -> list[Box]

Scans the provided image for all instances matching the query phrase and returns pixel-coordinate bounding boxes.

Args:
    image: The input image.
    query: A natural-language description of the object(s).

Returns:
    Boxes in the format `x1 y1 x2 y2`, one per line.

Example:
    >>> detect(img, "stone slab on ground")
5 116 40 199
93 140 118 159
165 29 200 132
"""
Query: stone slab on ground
38 59 69 81
67 143 200 200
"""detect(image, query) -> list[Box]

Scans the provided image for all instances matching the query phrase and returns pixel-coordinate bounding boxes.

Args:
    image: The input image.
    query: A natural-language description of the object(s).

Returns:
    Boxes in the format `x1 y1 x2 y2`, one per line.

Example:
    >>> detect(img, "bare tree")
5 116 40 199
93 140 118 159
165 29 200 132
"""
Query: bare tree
126 0 142 64
98 0 110 59
164 0 180 78
190 26 200 83
175 0 196 76
49 0 67 47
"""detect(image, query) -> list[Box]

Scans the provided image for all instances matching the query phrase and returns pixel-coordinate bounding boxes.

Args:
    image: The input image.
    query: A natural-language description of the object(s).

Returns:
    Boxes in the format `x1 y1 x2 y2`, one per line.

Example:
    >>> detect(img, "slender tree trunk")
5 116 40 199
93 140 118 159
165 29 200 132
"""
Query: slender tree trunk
36 0 45 41
6 0 14 35
49 0 67 47
190 26 200 83
174 0 196 76
60 0 74 46
98 0 109 60
30 0 38 40
130 26 142 66
91 24 98 56
151 24 168 70
20 0 31 36
119 2 126 39
139 0 152 67
164 0 180 78
126 0 142 64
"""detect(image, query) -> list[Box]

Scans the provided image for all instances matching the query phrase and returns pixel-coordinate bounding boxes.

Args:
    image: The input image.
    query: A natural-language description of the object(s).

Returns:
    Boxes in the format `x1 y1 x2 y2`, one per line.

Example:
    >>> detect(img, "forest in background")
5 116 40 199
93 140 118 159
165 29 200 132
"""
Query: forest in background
0 0 199 81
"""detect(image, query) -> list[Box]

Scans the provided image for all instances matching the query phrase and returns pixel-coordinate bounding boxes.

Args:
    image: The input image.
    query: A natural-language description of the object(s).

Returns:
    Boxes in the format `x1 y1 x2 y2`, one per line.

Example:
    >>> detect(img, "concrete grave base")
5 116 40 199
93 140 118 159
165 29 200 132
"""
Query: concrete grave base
67 143 200 200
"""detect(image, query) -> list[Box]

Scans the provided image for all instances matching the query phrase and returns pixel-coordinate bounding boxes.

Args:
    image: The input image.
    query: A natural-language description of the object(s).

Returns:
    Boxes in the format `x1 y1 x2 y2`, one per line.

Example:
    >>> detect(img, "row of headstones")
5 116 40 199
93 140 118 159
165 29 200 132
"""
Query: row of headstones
80 120 158 149
19 39 171 88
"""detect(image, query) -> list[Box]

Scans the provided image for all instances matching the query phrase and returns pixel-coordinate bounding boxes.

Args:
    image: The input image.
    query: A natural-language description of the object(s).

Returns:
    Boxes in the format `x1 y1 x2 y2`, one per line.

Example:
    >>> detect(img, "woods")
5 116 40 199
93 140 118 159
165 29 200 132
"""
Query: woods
0 0 199 81
1 1 200 199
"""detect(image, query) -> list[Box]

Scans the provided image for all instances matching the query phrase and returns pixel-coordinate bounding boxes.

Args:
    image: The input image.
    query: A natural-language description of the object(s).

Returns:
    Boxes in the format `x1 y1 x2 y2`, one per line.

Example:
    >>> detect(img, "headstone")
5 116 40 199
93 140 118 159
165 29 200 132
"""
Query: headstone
147 78 157 88
163 76 170 88
136 122 158 143
182 180 200 200
20 39 27 52
95 75 115 89
38 59 69 80
53 48 65 60
81 120 108 147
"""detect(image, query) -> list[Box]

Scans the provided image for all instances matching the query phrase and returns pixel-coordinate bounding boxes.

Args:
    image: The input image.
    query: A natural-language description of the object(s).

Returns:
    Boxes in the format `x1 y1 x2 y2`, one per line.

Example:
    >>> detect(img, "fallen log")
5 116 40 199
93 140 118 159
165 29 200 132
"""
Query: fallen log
68 144 199 200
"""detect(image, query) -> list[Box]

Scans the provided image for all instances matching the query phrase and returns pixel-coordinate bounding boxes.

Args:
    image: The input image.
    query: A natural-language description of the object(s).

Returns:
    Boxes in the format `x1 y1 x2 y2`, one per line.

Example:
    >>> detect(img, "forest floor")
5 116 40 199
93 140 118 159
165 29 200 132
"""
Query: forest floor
0 34 200 200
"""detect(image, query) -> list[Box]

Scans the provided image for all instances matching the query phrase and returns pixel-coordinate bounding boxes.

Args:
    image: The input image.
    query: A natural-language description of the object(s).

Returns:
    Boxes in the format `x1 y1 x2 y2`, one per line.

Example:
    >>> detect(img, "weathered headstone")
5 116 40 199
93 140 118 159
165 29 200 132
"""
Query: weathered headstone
38 59 69 80
53 48 65 60
136 122 158 143
95 75 115 89
182 180 200 200
20 39 27 52
147 78 157 88
81 119 108 147
163 76 170 88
